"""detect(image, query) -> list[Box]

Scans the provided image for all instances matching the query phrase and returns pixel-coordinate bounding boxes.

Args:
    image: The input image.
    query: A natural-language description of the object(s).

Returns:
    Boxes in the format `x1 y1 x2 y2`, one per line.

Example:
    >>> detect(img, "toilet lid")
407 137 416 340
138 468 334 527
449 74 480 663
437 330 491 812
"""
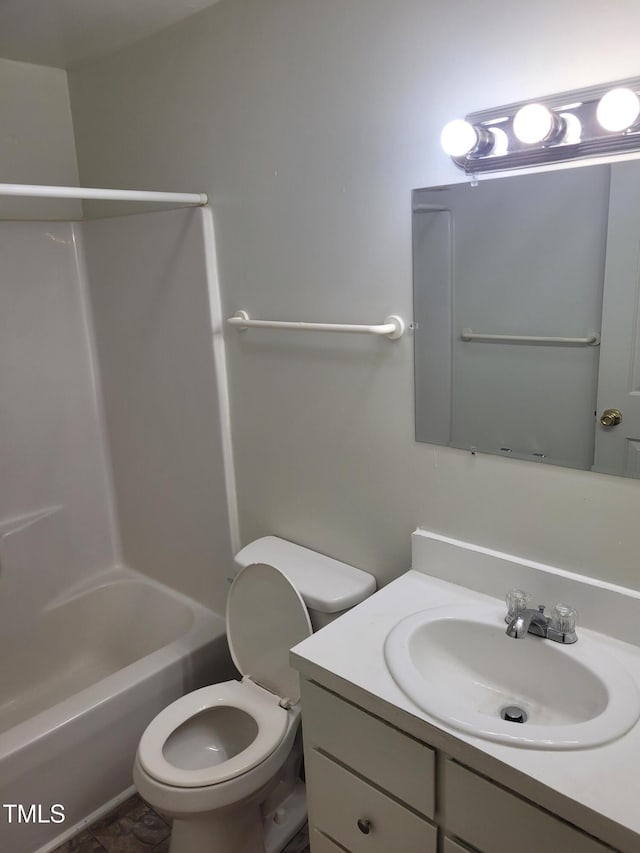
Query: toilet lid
226 563 312 704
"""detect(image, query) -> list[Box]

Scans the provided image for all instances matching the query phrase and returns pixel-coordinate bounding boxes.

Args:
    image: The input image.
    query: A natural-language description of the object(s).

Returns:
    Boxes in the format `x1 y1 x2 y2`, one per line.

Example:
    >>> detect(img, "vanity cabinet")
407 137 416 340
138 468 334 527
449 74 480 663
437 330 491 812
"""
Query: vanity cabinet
301 679 437 852
443 759 610 853
300 680 615 853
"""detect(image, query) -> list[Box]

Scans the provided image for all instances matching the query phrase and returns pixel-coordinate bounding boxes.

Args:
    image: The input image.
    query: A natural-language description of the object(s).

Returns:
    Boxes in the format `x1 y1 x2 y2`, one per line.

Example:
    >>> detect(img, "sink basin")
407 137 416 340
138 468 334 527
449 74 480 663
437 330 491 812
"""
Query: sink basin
384 603 640 749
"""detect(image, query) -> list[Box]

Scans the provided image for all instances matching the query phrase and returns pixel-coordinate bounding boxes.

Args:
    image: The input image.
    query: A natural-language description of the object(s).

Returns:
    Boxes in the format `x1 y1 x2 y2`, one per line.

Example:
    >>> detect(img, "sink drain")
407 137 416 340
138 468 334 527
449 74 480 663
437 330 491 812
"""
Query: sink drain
500 705 528 724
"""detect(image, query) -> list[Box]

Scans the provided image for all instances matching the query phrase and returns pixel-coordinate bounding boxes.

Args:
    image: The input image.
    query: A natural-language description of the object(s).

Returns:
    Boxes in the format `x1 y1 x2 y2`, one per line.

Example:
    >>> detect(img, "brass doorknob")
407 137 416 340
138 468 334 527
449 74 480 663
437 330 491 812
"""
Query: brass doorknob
600 408 622 427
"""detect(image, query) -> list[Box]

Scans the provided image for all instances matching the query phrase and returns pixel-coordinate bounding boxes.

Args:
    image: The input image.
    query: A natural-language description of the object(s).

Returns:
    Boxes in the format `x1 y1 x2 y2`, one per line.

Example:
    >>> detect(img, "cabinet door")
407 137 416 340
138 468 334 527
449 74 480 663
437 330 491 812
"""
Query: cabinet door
311 828 347 852
444 839 476 853
301 680 435 818
444 760 613 853
309 750 437 853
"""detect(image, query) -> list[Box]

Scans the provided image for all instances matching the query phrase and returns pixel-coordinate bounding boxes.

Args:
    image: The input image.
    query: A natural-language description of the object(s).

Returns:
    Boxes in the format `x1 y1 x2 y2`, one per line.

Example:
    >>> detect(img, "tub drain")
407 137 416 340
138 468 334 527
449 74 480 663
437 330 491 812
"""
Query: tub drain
500 705 527 724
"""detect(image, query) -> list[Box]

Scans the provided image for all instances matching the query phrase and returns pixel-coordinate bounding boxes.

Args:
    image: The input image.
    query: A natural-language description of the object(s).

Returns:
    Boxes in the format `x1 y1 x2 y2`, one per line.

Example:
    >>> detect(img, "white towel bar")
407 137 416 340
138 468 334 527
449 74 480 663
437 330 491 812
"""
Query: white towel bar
228 311 405 339
461 328 600 346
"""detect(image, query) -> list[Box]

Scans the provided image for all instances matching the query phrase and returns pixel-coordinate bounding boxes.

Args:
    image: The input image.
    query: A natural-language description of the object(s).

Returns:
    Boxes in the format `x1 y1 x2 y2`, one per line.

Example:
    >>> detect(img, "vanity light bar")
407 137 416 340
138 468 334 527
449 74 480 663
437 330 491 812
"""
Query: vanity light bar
442 76 640 173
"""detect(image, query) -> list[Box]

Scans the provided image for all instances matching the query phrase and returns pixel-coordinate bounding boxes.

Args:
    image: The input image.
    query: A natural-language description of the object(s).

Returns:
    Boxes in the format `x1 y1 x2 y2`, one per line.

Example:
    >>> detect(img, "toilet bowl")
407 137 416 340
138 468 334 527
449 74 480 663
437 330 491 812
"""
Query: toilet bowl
134 682 303 853
133 538 376 853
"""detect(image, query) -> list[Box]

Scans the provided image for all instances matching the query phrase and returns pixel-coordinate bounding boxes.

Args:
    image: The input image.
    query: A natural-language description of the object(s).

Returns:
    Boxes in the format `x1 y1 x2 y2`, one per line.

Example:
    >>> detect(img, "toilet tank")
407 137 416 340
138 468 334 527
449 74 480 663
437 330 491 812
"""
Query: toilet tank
233 536 376 630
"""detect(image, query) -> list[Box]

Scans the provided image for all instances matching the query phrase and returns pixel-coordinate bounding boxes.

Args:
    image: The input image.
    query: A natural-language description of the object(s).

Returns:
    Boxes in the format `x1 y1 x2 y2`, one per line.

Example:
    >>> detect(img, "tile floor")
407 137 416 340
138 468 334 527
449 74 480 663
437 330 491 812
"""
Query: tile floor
53 794 310 853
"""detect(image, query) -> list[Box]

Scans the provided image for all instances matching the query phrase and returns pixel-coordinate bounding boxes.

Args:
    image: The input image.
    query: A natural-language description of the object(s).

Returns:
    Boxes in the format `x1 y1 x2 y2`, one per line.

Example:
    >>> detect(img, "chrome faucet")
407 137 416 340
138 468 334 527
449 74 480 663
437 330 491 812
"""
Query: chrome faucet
505 590 578 644
506 605 549 639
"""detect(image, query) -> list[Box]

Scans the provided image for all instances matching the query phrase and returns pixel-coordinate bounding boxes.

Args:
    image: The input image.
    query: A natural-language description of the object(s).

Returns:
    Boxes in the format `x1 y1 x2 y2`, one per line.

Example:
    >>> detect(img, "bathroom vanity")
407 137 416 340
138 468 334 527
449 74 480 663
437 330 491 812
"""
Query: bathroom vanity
291 530 640 853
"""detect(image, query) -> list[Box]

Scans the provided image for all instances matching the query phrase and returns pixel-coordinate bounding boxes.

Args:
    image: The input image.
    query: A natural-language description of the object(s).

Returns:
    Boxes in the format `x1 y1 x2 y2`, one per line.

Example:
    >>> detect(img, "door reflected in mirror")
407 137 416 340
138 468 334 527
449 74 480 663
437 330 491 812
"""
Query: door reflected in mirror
412 160 640 477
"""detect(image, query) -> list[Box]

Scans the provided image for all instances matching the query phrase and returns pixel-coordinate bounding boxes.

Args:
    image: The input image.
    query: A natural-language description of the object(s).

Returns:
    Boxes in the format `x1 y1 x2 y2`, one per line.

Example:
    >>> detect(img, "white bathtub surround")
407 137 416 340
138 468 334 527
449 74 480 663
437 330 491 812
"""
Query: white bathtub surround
291 530 640 852
0 507 71 639
82 207 236 612
0 567 230 853
0 220 118 588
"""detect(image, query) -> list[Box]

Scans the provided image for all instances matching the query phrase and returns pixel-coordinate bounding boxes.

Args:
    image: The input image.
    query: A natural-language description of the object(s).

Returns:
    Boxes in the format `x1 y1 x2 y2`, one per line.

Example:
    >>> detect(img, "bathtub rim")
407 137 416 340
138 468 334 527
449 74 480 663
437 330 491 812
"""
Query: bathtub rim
33 784 137 853
0 564 228 762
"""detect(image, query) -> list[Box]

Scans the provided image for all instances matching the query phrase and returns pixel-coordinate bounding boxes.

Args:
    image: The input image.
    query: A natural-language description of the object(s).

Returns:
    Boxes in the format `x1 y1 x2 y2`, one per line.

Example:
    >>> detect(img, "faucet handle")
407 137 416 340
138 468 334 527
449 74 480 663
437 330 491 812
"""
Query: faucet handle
506 588 531 618
550 603 578 635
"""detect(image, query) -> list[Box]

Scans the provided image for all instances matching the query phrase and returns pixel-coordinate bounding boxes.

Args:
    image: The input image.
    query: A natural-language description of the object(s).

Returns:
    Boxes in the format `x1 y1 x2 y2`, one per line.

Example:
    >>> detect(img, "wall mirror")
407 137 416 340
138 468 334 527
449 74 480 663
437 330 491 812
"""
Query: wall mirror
413 160 640 478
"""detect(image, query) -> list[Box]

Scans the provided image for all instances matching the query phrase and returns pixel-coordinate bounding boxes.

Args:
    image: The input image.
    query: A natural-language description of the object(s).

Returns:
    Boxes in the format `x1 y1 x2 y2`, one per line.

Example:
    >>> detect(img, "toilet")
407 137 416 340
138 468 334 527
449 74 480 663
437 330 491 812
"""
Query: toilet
133 536 376 853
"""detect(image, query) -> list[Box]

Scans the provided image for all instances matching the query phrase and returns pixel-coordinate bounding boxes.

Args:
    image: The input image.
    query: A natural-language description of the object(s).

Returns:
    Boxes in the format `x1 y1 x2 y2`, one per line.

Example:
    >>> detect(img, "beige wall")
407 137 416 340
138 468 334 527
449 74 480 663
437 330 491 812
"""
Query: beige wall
69 0 640 590
0 57 80 218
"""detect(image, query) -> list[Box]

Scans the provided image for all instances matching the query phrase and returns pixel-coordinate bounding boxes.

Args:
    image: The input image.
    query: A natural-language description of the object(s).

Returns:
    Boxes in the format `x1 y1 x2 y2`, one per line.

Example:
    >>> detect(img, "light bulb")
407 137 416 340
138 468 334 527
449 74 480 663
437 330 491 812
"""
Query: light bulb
513 103 555 144
559 112 582 144
488 126 509 155
596 87 640 132
440 119 479 157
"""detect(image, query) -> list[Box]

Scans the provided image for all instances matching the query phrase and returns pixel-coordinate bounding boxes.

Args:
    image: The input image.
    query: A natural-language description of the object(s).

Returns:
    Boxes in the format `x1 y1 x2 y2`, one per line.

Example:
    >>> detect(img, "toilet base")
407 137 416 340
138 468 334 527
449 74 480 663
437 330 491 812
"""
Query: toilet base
263 781 307 853
166 781 306 853
169 796 264 853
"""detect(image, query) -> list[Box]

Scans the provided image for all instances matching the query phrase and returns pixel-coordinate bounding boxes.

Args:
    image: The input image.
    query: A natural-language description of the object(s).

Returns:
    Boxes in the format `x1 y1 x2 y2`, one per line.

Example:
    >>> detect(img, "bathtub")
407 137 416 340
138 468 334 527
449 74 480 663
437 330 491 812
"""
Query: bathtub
0 568 232 853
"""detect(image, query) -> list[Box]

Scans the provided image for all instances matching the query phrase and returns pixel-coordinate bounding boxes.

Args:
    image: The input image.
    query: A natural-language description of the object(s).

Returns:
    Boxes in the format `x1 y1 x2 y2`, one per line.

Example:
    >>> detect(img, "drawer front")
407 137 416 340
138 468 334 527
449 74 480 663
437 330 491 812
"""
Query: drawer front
301 680 435 818
309 749 437 853
444 760 613 853
311 828 347 852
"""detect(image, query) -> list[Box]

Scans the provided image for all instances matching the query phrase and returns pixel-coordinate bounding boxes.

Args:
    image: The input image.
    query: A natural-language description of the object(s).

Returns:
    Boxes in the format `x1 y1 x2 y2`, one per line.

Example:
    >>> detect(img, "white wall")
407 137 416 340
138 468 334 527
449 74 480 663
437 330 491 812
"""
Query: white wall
0 58 80 219
69 0 640 591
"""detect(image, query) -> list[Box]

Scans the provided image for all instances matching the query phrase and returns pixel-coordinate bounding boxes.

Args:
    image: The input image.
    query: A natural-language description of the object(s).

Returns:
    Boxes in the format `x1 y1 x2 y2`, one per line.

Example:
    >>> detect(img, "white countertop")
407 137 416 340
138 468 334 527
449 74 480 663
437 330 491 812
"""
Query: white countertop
291 567 640 852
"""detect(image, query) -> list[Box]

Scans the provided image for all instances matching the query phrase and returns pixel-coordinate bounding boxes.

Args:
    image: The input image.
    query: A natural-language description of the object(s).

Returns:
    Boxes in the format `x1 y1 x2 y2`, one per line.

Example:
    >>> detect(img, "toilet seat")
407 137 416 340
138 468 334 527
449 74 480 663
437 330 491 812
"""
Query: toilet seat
138 563 312 792
137 680 289 788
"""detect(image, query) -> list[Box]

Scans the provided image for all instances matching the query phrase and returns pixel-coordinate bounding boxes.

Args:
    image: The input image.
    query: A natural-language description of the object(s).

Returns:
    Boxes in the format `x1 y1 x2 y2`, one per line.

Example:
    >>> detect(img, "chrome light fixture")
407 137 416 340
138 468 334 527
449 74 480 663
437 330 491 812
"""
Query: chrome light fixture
442 77 640 173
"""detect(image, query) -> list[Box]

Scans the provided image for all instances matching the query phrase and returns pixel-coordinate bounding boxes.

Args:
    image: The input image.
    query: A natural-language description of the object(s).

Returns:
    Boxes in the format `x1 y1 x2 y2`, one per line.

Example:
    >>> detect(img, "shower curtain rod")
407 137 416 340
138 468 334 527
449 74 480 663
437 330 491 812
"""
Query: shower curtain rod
0 183 208 205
